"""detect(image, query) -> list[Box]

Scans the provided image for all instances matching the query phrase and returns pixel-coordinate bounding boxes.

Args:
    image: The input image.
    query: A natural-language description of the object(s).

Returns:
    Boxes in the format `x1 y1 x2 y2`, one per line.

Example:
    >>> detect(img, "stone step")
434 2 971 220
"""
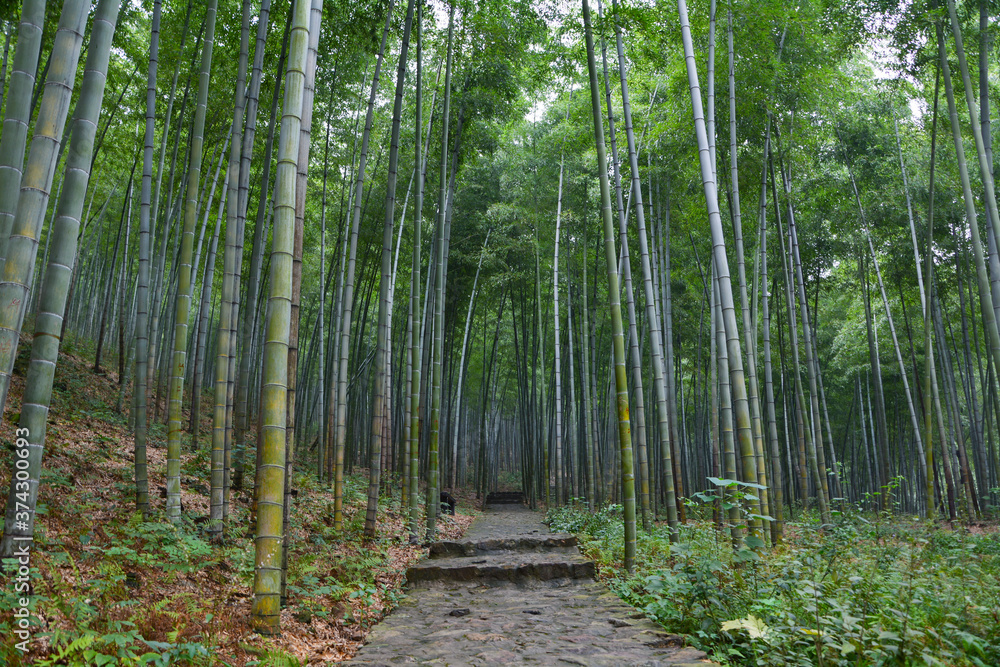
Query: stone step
485 491 525 505
407 551 596 586
429 533 579 559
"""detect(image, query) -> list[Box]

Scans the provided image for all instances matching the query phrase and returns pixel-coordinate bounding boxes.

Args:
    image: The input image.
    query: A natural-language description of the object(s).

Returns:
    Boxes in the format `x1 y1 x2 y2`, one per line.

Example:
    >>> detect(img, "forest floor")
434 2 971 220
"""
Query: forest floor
0 334 477 666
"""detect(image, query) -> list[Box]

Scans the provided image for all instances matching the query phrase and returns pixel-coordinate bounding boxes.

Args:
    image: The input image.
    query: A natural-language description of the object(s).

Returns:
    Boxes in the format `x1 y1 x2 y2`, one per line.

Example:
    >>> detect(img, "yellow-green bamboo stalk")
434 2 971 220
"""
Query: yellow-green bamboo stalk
0 0 87 421
165 0 219 521
232 0 276 492
757 122 783 540
427 1 455 543
582 0 636 573
280 0 322 601
334 0 395 531
136 0 162 518
924 69 940 520
209 0 252 539
611 0 678 537
596 0 646 526
367 0 415 538
677 0 762 535
408 3 423 542
715 265 743 547
727 8 769 527
0 0 116 558
0 0 46 274
251 0 309 636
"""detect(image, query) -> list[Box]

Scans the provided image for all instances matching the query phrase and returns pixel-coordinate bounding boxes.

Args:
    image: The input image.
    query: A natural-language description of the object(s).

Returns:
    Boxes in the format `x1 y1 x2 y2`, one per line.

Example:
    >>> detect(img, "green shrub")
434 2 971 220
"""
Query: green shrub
547 502 1000 666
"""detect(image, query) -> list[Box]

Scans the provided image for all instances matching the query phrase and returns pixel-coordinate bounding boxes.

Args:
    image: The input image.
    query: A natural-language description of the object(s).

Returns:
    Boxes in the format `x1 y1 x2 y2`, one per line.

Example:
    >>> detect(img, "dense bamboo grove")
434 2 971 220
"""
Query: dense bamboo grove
1 0 1000 637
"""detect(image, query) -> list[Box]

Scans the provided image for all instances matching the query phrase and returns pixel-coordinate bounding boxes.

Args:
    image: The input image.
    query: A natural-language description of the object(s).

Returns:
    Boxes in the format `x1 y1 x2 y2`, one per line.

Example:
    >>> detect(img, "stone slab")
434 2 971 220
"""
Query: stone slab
347 507 713 666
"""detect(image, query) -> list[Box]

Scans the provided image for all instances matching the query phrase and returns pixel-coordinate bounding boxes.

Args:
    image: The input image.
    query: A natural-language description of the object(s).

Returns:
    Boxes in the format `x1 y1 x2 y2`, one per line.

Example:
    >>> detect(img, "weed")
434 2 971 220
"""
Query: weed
548 498 1000 666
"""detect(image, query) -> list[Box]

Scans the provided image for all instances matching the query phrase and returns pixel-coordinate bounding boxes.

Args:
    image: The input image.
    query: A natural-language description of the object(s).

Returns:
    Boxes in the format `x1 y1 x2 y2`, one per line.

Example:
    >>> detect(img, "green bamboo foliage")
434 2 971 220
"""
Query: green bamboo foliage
582 0 636 573
0 0 46 274
947 0 1000 256
165 0 219 521
0 0 117 558
0 25 10 115
135 0 162 518
937 23 1000 466
147 3 194 409
251 0 310 636
0 0 88 421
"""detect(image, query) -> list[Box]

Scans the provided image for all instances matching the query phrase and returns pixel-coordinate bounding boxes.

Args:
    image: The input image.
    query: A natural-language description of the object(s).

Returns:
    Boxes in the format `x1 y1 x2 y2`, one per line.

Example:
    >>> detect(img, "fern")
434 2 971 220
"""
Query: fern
35 631 97 666
138 593 187 635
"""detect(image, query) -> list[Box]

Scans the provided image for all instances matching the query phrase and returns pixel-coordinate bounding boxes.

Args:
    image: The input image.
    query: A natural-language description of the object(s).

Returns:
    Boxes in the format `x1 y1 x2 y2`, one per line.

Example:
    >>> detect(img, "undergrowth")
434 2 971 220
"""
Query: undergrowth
0 473 435 666
0 342 477 666
547 501 1000 666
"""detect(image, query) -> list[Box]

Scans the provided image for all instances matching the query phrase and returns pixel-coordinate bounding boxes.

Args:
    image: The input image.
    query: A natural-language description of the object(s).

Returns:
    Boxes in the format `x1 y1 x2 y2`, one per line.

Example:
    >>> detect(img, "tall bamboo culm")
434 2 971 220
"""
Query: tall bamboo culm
426 1 455 543
0 0 116 558
407 2 424 542
165 0 219 521
582 0 636 573
677 0 762 539
135 0 162 518
209 0 252 538
0 0 88 418
251 0 310 636
0 0 46 277
611 0 678 536
367 0 416 538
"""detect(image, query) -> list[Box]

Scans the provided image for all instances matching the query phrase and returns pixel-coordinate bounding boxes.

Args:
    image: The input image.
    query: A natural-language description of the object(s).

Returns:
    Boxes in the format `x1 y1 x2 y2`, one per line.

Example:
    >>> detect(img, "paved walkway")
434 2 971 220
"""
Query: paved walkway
347 504 711 666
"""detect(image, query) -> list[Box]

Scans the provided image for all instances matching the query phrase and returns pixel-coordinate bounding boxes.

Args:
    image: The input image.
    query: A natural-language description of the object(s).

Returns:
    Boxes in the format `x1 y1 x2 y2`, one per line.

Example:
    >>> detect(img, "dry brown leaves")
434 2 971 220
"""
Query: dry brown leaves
0 345 479 665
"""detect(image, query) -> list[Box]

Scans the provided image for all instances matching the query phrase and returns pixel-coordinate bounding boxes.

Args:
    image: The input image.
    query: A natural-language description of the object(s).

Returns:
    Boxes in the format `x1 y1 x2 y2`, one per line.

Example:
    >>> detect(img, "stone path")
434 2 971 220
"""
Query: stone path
347 496 711 666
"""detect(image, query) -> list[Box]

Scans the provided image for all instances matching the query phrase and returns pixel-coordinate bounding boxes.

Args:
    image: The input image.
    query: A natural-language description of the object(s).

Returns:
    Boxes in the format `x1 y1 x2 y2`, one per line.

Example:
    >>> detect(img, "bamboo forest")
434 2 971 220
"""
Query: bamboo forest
2 0 1000 663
